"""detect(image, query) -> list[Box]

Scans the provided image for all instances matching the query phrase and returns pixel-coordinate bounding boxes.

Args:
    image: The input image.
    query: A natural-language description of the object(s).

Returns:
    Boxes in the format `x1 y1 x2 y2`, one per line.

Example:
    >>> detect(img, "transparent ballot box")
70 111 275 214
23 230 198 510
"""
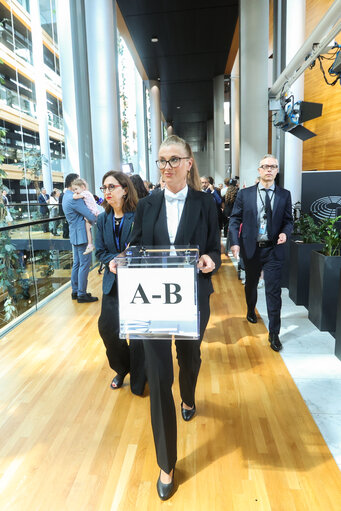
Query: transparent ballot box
115 246 200 340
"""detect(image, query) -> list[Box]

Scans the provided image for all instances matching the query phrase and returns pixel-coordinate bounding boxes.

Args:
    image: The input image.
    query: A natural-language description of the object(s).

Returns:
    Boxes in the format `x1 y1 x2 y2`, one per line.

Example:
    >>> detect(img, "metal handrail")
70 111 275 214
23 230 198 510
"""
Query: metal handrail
0 215 66 232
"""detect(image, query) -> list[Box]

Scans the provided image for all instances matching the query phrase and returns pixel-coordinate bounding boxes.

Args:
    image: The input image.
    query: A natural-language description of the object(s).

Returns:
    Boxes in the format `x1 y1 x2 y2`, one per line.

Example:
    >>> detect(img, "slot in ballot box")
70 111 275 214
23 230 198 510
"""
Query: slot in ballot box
114 246 200 340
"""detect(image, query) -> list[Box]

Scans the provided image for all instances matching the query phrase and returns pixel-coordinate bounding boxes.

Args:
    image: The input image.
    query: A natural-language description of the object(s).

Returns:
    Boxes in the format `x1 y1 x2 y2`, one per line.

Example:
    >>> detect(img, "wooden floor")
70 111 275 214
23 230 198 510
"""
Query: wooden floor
0 255 340 510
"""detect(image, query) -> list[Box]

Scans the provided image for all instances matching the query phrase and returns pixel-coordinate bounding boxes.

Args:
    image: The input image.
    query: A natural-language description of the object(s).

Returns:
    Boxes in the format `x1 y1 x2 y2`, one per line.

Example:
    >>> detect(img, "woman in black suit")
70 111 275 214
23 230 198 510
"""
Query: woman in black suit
95 170 145 395
129 135 221 499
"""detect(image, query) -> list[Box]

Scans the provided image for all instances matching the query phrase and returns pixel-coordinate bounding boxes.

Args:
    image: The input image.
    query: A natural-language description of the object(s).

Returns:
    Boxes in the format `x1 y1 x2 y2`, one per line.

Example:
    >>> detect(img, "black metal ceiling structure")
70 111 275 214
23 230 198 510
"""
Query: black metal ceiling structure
117 0 239 151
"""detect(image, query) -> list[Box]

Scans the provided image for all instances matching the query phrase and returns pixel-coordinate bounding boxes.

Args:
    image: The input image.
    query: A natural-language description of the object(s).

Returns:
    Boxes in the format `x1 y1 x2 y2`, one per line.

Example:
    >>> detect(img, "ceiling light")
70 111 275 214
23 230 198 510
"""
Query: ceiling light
151 37 159 43
177 106 181 109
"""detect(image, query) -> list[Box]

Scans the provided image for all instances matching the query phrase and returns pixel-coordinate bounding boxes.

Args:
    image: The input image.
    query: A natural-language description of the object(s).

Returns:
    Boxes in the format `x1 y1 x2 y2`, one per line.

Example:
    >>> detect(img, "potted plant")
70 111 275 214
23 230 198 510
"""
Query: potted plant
308 215 341 332
288 214 324 306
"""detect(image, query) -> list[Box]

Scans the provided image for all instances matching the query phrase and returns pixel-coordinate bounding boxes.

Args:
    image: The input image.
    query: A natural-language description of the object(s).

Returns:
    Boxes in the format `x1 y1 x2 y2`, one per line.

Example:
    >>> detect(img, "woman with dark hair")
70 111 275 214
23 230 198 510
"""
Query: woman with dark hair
95 170 145 395
128 135 221 499
130 174 149 199
223 180 239 243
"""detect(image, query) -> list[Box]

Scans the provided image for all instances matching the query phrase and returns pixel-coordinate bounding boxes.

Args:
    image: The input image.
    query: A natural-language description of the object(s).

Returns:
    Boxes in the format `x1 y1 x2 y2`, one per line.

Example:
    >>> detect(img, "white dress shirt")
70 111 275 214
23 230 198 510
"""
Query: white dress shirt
164 185 188 243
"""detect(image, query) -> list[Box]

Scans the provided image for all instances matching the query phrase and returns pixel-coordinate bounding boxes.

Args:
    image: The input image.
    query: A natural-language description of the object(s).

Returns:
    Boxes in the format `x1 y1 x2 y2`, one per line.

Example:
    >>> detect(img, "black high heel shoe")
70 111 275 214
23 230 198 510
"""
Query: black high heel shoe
110 374 125 389
157 470 174 500
181 402 196 421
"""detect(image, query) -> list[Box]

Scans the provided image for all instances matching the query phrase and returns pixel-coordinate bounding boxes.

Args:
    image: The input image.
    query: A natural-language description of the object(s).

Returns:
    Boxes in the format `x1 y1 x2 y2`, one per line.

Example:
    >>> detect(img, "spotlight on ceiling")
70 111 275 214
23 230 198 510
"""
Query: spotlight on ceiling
273 99 323 141
151 37 159 43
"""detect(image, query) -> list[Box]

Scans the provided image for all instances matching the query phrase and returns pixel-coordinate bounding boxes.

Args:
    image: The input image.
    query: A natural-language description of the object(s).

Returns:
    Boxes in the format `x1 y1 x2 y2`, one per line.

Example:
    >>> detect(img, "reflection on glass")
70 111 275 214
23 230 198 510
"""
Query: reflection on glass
0 220 72 330
0 219 96 331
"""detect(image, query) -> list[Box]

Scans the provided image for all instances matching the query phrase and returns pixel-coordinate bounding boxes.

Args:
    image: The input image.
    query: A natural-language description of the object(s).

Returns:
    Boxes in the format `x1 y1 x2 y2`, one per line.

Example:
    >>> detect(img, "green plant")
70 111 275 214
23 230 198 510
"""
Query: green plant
0 235 20 321
319 216 341 257
20 149 47 193
295 213 323 243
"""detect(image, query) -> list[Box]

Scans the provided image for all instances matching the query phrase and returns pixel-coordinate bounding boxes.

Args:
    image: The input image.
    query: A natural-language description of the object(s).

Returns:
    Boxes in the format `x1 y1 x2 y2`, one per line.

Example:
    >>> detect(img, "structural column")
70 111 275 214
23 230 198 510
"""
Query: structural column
239 0 268 186
29 0 53 193
283 0 306 205
56 0 80 177
148 80 162 184
59 0 95 189
230 52 240 180
213 75 225 184
135 68 147 178
207 119 214 176
84 0 121 193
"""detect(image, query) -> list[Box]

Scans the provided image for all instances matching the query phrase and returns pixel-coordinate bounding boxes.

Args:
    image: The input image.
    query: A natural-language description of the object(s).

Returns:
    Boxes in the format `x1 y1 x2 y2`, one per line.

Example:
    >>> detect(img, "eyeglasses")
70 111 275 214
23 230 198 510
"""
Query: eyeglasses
260 164 278 170
156 157 190 169
99 184 121 193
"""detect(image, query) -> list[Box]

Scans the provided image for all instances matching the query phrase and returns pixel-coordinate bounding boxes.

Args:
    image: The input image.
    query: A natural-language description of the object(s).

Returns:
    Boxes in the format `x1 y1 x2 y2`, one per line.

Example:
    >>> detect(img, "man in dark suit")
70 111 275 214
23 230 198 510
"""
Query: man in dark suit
229 154 293 351
38 187 50 232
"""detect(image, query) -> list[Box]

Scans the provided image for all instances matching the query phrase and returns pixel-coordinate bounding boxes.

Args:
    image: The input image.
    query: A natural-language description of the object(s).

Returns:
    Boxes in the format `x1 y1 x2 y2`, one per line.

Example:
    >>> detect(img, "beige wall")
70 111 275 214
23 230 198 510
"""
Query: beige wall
303 0 341 170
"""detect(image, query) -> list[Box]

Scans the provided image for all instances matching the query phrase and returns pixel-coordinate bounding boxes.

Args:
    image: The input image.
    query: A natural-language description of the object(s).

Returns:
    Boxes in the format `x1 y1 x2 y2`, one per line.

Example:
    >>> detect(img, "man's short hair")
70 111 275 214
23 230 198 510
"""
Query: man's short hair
65 173 79 188
259 154 278 167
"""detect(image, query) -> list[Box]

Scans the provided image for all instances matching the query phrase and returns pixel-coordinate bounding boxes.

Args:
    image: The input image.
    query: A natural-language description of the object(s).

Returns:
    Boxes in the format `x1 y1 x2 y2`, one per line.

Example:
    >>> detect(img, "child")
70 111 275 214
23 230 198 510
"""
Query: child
72 178 99 254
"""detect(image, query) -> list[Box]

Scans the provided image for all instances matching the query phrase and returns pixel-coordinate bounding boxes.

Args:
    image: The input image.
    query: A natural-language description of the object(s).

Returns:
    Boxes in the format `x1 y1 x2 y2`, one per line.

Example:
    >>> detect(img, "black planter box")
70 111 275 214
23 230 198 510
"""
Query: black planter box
335 270 341 360
308 251 341 332
281 234 300 289
289 240 324 307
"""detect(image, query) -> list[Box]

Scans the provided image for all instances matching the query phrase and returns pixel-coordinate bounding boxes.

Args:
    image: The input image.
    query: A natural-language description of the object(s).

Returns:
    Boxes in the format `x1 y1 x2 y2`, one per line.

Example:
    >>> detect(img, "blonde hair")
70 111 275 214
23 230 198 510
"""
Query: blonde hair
259 154 278 167
72 178 88 189
159 135 201 191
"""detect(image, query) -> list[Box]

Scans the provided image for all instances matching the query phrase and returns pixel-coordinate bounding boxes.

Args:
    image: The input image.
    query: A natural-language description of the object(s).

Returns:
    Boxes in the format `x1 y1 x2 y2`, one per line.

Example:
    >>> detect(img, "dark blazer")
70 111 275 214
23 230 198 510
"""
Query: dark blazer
38 193 49 215
130 187 221 295
95 210 135 294
229 184 293 260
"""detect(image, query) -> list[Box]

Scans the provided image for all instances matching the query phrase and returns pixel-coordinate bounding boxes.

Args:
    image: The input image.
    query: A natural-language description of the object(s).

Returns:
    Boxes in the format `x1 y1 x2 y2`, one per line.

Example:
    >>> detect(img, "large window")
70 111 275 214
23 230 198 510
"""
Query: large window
117 34 148 176
0 0 65 212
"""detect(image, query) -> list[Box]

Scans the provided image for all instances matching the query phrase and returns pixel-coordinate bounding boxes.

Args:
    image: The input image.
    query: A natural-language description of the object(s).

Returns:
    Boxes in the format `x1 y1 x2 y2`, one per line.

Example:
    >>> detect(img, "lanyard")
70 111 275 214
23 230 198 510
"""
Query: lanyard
113 215 124 250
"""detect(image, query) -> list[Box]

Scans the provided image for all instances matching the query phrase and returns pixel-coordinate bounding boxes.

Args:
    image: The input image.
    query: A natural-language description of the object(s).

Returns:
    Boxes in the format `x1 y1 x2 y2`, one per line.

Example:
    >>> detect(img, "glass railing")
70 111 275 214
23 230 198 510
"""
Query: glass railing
0 27 33 64
0 215 97 334
0 84 37 119
0 202 64 227
47 111 64 130
0 84 63 129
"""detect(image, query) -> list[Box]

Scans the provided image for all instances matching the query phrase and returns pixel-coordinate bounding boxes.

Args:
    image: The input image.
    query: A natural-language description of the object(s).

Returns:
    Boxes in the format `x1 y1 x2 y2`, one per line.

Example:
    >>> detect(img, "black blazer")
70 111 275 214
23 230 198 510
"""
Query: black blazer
229 184 293 260
95 210 135 294
130 187 221 296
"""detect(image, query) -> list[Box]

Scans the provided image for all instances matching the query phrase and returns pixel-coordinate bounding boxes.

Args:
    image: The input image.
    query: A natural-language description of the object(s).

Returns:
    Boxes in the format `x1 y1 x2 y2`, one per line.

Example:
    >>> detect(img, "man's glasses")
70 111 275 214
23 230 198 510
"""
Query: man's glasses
260 164 278 170
99 184 121 193
156 157 190 169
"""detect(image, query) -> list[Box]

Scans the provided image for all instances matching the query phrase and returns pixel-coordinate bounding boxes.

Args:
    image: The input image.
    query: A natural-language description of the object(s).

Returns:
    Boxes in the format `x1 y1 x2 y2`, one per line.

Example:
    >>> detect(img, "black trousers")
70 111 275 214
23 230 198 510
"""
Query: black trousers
244 245 283 334
98 281 146 395
143 289 210 473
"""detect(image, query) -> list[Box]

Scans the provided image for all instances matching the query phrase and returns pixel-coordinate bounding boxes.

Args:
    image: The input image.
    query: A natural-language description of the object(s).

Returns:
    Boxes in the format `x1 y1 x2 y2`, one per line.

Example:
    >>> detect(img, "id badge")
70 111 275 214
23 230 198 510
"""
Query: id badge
259 222 266 235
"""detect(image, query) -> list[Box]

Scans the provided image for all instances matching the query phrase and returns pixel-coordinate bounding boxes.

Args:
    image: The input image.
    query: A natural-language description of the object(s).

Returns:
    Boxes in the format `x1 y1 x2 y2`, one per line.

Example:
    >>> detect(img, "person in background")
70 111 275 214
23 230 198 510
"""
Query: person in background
229 154 293 352
223 179 238 239
72 178 100 255
201 176 223 231
130 174 149 199
62 173 98 303
48 188 61 236
1 189 13 224
95 170 146 395
38 187 50 233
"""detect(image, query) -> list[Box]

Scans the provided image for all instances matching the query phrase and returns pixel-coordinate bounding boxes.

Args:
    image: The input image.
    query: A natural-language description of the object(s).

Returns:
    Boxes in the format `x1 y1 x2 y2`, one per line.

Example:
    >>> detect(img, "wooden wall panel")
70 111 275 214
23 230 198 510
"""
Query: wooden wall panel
303 0 341 170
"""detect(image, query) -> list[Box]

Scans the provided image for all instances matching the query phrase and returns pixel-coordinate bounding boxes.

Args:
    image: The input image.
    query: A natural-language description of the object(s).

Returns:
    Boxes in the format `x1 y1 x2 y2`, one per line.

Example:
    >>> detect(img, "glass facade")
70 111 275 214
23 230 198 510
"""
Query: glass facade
0 0 67 332
0 0 65 212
